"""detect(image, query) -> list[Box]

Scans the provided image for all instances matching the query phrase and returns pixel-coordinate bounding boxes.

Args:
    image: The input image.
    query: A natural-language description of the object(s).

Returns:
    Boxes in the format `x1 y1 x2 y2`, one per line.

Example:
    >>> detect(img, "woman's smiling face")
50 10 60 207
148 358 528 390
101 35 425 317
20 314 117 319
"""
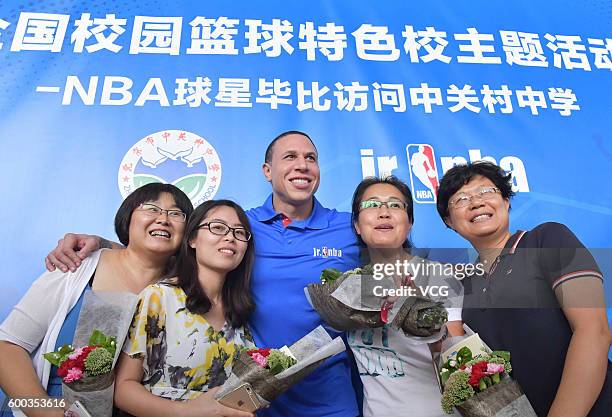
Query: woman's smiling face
354 183 412 250
444 175 510 247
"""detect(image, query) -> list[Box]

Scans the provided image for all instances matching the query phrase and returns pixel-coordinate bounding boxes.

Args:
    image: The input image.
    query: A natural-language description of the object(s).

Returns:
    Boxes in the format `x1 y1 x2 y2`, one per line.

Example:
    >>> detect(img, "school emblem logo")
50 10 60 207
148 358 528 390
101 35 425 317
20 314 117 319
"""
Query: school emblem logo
118 130 222 206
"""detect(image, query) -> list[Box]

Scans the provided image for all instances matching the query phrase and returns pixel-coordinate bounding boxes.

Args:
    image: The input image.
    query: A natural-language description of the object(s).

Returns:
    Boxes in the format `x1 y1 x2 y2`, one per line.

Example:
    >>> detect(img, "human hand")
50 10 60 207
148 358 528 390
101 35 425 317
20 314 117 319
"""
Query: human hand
45 233 101 273
180 387 256 417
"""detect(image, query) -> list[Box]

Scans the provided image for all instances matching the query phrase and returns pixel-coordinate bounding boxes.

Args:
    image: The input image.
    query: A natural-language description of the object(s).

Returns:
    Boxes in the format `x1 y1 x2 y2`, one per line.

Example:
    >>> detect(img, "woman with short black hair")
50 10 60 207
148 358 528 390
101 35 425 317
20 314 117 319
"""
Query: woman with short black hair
437 161 611 417
0 183 193 417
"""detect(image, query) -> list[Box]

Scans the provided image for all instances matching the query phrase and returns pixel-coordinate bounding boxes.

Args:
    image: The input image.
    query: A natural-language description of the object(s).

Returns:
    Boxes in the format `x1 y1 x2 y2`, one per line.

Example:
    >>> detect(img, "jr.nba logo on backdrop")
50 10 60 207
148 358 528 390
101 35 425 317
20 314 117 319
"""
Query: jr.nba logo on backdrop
406 144 439 203
118 130 222 206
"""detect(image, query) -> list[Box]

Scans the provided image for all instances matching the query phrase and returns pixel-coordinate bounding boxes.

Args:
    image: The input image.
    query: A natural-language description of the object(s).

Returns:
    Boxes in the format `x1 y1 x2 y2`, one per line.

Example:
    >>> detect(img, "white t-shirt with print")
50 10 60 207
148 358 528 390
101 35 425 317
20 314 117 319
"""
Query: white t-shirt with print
348 256 463 417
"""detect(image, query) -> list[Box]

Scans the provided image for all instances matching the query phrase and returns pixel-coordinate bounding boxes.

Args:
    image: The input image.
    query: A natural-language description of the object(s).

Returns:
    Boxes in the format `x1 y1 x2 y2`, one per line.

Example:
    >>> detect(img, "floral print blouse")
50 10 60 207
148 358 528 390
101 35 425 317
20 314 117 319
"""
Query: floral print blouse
123 282 255 400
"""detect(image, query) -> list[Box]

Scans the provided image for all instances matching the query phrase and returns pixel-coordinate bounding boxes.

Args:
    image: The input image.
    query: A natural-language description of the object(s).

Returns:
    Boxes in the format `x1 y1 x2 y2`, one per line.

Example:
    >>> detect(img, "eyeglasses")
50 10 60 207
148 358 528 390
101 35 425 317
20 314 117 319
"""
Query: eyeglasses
198 221 252 242
449 187 501 209
136 203 187 223
359 199 407 211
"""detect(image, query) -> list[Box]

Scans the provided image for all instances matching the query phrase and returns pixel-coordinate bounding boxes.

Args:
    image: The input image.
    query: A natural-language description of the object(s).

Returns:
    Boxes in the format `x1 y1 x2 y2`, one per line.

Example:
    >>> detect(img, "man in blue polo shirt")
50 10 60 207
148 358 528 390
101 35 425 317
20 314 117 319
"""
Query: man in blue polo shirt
246 131 360 417
43 130 362 416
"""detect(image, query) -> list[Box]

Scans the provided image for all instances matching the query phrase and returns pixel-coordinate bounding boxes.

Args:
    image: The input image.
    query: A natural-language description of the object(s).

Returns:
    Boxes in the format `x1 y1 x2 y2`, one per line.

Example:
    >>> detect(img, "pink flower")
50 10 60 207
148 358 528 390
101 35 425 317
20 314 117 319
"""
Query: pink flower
68 347 84 360
63 367 83 383
251 352 268 368
486 363 504 375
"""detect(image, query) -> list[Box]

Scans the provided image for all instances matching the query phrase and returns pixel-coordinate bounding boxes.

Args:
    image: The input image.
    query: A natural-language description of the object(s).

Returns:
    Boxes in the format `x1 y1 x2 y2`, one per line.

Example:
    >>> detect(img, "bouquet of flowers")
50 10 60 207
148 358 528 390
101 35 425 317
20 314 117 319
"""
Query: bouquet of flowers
306 266 448 339
306 266 384 330
246 348 297 375
45 291 138 417
215 326 345 411
44 329 116 382
45 329 115 408
438 329 536 416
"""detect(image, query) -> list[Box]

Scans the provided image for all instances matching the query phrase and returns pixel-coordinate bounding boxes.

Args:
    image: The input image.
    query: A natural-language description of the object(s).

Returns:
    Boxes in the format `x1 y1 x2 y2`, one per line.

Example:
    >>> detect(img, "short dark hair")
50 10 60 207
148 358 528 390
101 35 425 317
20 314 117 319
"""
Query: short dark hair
436 161 515 225
172 199 255 328
264 130 317 163
114 183 194 246
351 176 414 248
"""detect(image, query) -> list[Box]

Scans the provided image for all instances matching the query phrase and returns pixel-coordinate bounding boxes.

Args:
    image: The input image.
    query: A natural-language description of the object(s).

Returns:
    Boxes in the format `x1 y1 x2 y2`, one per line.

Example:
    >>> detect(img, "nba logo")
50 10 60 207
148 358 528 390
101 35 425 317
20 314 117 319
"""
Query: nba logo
406 144 439 203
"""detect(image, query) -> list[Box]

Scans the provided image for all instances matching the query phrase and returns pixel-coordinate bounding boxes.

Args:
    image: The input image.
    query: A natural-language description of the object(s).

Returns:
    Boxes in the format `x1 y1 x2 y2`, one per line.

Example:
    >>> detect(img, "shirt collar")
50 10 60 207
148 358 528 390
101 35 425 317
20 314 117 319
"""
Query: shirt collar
501 230 527 257
250 194 277 222
475 230 526 265
251 194 329 229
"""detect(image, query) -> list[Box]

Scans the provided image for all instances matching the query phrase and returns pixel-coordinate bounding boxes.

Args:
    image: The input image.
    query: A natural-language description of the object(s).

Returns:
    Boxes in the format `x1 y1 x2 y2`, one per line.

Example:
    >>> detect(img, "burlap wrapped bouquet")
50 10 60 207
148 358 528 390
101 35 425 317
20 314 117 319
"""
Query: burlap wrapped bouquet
306 266 448 340
306 266 385 330
454 378 536 417
215 326 345 410
438 326 537 417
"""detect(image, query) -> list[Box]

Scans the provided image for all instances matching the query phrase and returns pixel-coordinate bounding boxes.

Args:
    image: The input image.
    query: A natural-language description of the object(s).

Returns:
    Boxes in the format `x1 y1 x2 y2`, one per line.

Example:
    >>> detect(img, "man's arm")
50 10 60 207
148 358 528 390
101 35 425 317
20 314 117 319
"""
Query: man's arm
45 233 121 272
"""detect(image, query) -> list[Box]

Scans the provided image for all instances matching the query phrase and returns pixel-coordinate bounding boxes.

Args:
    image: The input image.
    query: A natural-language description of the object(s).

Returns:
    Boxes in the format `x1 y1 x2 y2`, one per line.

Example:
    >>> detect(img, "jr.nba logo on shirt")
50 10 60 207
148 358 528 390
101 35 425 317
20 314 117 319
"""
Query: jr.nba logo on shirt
406 144 439 203
313 246 343 258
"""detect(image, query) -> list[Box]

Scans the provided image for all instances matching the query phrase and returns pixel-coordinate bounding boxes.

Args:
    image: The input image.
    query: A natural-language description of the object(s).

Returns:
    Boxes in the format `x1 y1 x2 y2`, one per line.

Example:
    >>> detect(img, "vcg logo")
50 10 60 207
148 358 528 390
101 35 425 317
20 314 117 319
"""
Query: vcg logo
361 145 529 204
118 130 222 206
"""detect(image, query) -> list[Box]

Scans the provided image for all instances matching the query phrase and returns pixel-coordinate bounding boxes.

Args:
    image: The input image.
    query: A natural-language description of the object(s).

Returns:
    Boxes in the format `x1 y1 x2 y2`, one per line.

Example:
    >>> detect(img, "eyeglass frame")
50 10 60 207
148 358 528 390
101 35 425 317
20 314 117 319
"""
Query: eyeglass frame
135 203 187 223
197 221 252 242
448 186 501 209
359 199 408 211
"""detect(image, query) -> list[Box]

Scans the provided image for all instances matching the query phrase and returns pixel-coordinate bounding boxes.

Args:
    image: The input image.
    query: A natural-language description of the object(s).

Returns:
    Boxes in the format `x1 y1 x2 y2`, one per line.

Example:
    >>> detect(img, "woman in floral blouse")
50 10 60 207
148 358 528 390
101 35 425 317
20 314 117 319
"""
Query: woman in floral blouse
115 200 257 417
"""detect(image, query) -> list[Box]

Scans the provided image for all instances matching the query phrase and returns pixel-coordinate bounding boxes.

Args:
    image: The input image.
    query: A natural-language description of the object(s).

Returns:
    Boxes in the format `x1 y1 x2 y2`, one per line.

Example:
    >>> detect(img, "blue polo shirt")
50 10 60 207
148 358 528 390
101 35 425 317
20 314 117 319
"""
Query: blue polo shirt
246 195 361 417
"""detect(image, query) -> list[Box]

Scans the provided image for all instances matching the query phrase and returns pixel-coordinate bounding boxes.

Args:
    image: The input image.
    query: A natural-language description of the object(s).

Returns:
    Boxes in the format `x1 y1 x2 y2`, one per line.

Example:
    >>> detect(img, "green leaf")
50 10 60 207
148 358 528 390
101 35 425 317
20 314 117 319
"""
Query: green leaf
320 268 343 284
58 344 74 355
491 373 501 384
456 346 473 366
89 329 106 346
479 378 487 391
267 349 297 375
106 337 117 357
43 352 63 367
491 350 511 362
440 370 450 386
43 344 74 366
88 330 117 357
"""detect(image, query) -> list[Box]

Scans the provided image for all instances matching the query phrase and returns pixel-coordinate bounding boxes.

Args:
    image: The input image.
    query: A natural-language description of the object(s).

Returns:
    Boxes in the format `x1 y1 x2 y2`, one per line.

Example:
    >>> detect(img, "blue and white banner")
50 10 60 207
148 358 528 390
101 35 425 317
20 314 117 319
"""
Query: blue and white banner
1 1 610 327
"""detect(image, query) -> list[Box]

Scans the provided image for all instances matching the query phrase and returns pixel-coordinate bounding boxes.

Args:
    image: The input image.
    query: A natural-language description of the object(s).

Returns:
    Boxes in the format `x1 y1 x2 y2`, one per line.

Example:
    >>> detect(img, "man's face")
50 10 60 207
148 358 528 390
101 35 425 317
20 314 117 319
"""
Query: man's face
263 133 320 210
